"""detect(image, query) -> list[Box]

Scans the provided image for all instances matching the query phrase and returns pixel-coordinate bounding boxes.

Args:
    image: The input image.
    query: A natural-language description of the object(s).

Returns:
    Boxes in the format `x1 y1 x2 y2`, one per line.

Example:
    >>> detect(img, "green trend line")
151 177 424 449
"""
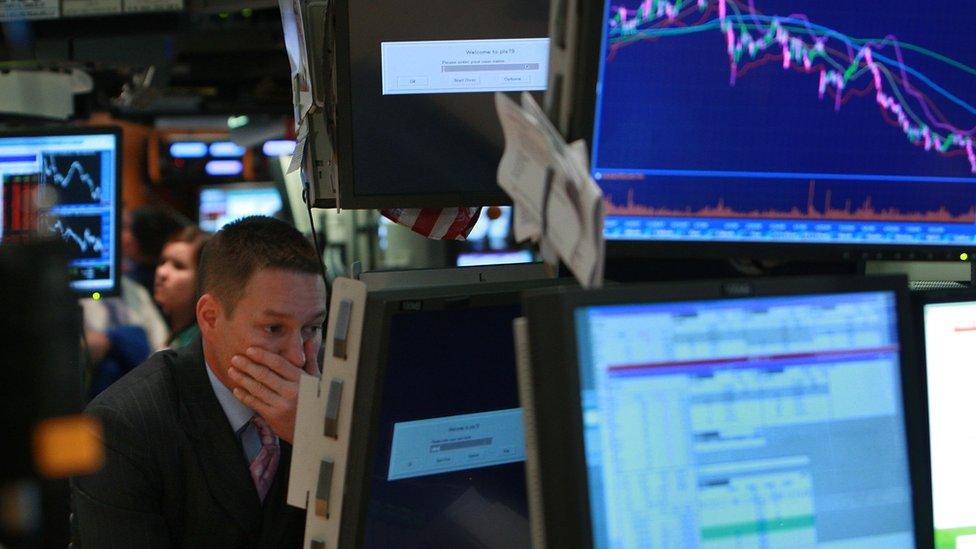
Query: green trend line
853 38 976 77
606 0 976 173
611 22 976 78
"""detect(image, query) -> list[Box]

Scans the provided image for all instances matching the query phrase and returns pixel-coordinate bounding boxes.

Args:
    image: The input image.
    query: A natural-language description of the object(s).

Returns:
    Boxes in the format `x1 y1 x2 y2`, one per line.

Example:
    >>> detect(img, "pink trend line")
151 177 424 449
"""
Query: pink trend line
722 8 975 136
611 0 976 173
706 0 976 173
882 38 976 136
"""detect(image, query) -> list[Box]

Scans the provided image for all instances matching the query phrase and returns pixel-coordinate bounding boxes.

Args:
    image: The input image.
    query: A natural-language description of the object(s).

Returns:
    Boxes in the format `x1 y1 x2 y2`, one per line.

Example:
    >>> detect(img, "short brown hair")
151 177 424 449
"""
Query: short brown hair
198 216 321 314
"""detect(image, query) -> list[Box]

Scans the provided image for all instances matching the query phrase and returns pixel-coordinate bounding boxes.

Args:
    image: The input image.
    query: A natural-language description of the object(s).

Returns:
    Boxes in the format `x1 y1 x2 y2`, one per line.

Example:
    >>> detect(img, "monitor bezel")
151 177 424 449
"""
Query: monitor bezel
330 0 517 209
0 125 123 298
338 277 568 548
523 274 932 549
911 287 976 548
564 1 976 263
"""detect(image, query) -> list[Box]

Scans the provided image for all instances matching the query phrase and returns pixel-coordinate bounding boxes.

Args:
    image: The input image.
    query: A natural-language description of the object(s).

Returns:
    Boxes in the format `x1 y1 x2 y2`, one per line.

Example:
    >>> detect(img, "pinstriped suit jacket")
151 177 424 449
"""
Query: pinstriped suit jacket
70 336 305 548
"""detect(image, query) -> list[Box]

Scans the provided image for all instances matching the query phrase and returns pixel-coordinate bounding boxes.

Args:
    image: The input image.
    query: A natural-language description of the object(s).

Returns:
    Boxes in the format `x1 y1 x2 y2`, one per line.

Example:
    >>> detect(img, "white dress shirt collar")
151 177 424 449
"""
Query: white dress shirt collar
205 361 253 433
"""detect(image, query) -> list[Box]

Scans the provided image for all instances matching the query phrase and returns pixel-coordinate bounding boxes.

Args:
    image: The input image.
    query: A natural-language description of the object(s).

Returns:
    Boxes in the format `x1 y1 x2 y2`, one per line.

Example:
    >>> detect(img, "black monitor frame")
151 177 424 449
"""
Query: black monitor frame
560 2 976 263
0 125 123 298
522 274 933 549
911 287 976 549
338 277 567 548
329 0 549 209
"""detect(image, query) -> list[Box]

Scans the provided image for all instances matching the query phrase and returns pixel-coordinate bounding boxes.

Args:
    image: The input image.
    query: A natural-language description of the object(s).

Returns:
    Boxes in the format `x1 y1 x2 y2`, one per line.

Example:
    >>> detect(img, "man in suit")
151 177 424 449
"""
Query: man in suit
71 216 328 547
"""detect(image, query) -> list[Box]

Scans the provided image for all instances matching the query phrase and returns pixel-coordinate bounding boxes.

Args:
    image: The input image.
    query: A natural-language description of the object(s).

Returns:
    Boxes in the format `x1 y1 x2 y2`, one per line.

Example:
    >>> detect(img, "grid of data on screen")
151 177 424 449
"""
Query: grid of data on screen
574 291 915 549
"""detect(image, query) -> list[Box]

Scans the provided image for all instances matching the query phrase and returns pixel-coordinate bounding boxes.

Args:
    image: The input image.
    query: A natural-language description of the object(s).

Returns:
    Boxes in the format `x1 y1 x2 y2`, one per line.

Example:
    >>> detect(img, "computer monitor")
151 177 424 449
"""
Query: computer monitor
521 275 930 548
198 182 283 233
328 0 550 208
339 278 565 548
915 288 976 548
0 127 121 296
563 1 976 261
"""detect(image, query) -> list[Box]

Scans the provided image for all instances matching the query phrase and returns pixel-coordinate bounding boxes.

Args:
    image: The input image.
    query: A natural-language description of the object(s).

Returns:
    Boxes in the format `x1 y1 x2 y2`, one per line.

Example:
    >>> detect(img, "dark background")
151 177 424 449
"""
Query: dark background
364 303 530 549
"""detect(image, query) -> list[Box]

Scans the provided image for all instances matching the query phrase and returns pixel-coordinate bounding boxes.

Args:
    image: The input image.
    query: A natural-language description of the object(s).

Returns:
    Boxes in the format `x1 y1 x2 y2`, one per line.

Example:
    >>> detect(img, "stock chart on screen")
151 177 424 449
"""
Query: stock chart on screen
592 0 976 249
0 132 119 294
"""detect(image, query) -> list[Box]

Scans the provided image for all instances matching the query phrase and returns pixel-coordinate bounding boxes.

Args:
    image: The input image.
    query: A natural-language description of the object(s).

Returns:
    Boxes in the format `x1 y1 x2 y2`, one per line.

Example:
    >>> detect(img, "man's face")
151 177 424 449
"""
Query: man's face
207 268 327 385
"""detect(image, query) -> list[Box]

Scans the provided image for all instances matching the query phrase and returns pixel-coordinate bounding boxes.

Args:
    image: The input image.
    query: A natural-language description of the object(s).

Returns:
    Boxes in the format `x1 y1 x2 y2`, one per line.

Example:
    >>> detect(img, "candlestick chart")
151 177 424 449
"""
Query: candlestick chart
593 0 976 243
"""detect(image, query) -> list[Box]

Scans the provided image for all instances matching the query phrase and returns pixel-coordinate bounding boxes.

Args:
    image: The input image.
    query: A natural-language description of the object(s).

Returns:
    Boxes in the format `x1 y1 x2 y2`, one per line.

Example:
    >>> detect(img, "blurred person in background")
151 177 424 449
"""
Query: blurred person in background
82 204 184 398
155 226 209 348
82 275 169 399
122 205 184 296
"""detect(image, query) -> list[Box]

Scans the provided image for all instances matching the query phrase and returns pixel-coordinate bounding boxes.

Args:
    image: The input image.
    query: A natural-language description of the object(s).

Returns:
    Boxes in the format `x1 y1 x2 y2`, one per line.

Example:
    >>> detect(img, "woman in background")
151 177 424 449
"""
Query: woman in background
154 226 209 348
122 206 184 296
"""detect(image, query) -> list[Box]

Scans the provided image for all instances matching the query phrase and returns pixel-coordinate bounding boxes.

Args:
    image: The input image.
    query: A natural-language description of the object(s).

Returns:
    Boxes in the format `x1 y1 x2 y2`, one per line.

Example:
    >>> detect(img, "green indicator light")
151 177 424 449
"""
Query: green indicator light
92 292 102 301
961 253 969 262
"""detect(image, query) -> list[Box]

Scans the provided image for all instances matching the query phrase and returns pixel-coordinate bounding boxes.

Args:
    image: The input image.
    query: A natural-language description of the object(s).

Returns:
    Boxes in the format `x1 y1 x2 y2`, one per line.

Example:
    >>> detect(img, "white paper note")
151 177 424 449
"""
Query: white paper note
288 115 311 175
495 92 605 287
279 0 315 126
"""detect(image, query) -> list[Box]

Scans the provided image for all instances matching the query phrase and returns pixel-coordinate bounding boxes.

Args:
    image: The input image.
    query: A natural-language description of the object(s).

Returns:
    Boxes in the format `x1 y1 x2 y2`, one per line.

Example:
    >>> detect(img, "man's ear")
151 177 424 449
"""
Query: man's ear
196 293 221 335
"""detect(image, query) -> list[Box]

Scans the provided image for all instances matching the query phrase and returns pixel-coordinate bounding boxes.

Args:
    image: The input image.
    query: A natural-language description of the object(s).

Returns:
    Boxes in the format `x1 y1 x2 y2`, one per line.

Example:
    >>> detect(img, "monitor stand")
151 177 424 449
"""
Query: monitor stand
604 255 975 291
863 260 974 290
358 262 552 292
603 256 860 284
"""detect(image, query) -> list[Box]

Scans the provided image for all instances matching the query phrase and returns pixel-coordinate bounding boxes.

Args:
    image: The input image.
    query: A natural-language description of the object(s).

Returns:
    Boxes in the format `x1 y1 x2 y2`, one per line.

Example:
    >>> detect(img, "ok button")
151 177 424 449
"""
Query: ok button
397 76 429 89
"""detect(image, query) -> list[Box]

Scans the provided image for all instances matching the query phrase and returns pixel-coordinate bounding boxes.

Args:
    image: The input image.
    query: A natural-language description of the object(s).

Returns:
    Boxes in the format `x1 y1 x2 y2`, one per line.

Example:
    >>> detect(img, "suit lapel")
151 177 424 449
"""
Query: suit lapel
171 336 262 536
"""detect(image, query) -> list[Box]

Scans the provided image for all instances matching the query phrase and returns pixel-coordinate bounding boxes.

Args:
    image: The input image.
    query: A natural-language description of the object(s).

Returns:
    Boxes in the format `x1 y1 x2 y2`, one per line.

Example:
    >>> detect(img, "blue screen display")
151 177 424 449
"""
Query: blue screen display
573 290 915 548
592 0 976 248
0 133 118 294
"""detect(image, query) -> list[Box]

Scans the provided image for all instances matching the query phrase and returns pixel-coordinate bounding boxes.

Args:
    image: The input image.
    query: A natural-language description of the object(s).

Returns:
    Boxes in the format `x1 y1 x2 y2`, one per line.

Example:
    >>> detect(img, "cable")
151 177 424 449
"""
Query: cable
302 179 331 376
302 178 331 293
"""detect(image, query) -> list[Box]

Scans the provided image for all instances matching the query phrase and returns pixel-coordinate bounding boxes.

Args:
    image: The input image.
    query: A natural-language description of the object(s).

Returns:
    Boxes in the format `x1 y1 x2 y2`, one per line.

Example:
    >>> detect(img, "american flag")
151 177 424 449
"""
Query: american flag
380 207 481 240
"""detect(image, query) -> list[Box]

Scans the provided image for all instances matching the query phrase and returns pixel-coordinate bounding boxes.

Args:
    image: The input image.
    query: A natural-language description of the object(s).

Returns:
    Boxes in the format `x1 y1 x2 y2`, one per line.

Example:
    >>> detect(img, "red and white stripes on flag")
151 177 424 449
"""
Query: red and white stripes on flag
380 207 482 240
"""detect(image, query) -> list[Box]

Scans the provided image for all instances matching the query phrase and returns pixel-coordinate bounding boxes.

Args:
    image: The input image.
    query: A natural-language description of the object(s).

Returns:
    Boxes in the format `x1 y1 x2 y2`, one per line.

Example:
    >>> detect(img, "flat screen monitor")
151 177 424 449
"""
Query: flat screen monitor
569 0 976 260
522 275 930 548
916 289 976 548
198 183 283 233
330 0 549 208
0 128 121 296
340 279 564 548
